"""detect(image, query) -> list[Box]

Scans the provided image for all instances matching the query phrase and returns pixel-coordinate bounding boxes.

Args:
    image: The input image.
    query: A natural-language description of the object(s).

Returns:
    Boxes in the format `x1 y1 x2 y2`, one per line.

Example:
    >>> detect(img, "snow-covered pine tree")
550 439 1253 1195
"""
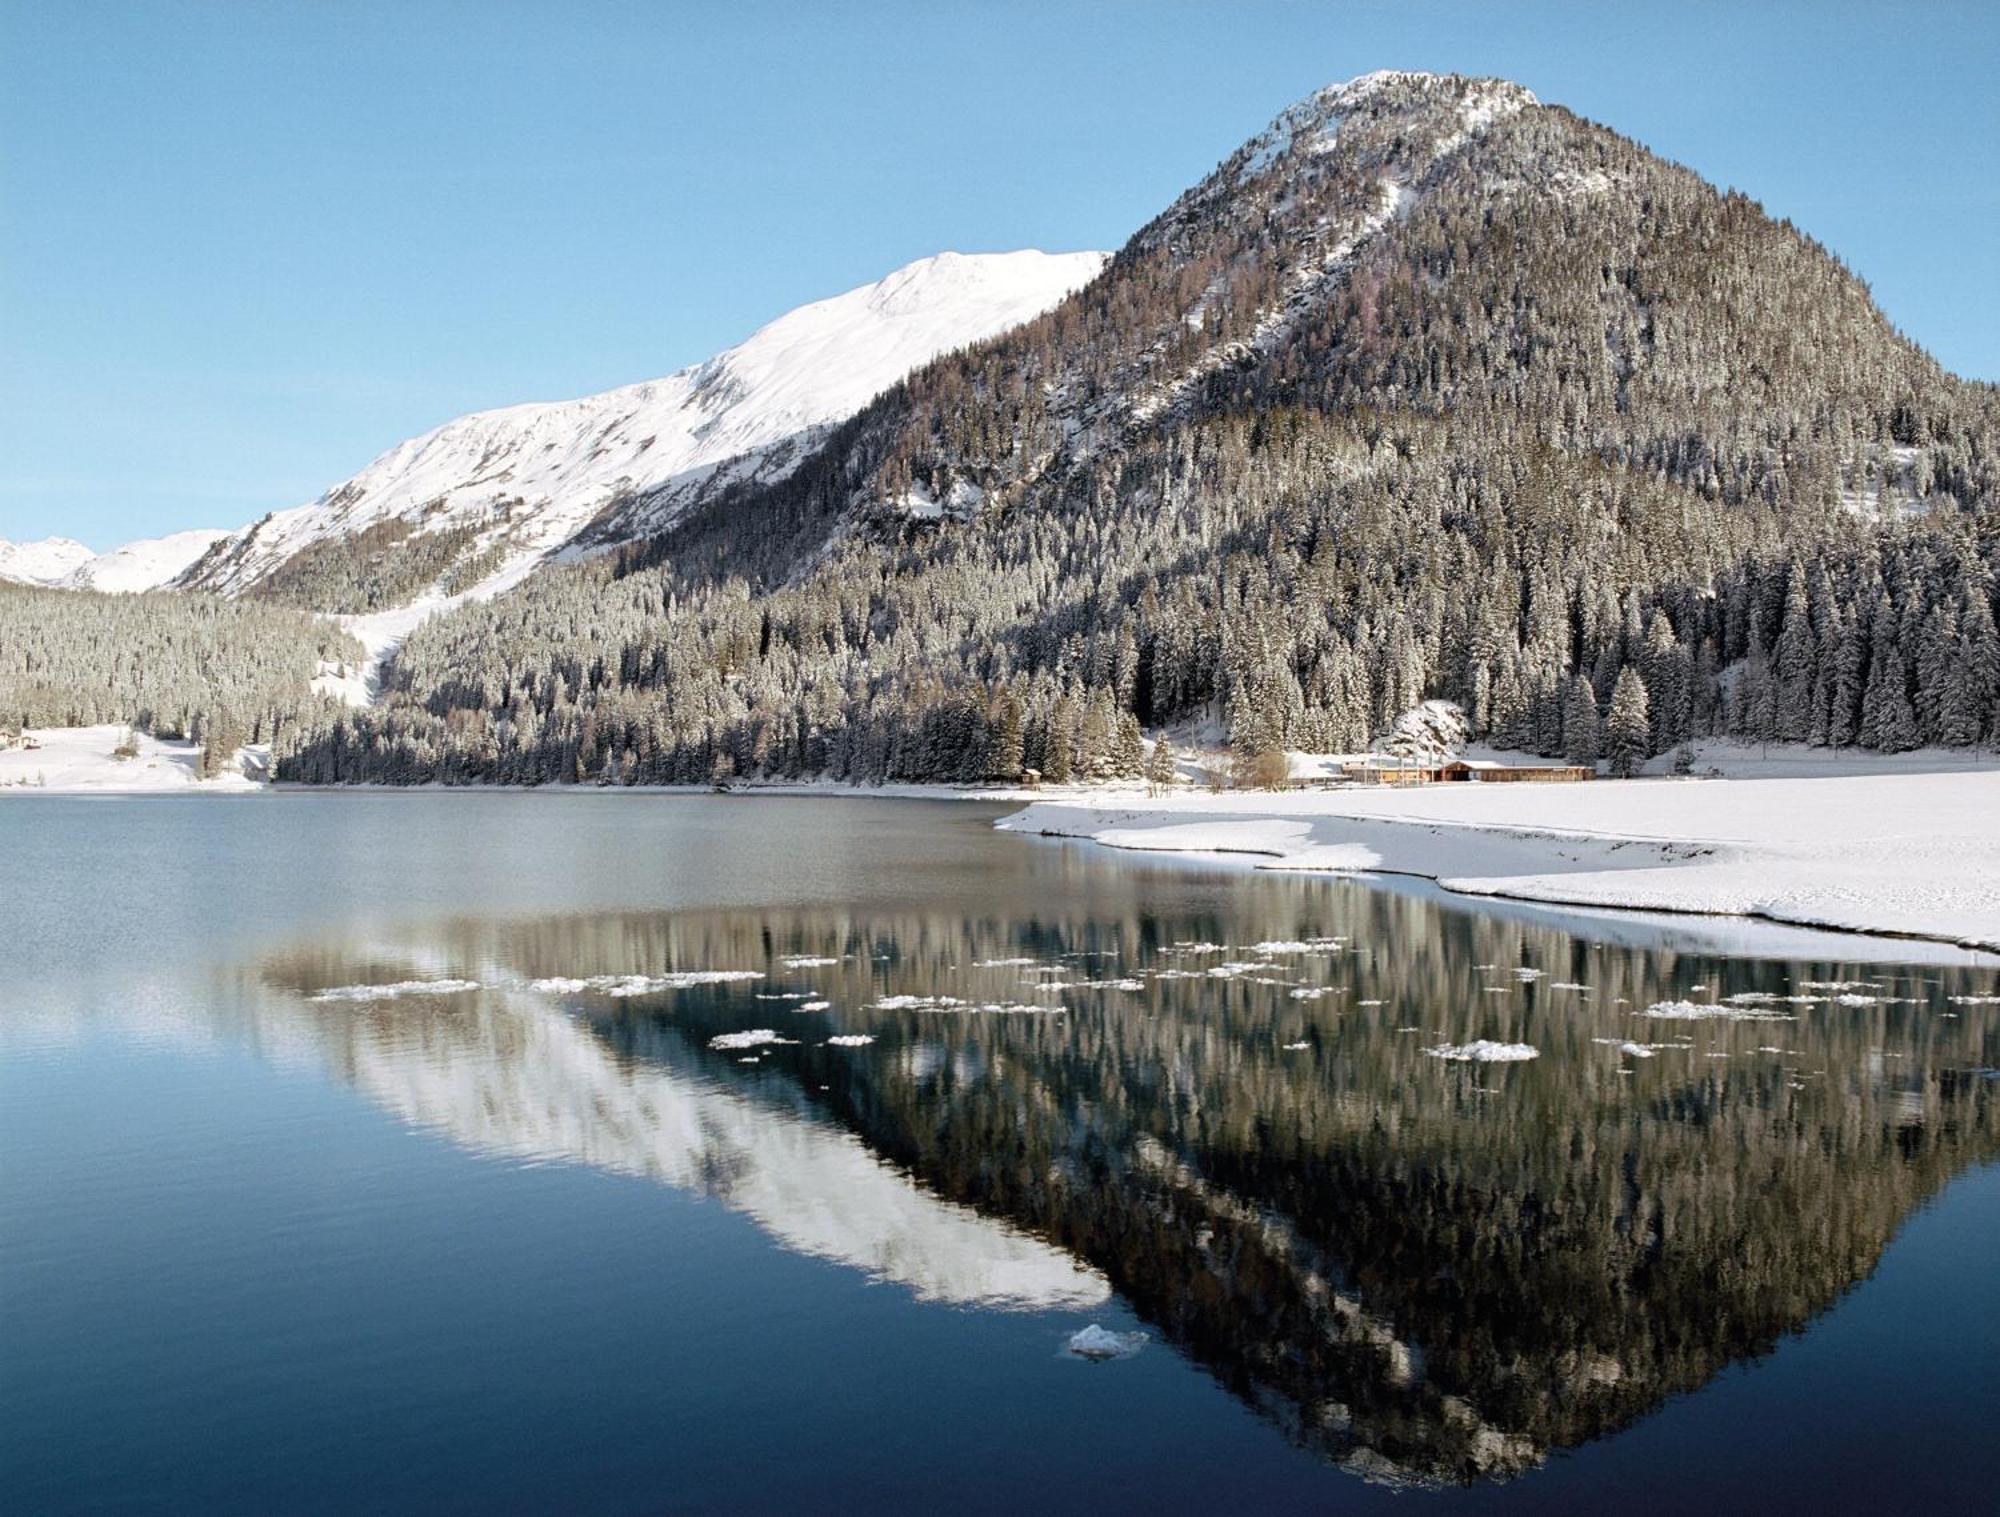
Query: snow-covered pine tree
1606 667 1652 778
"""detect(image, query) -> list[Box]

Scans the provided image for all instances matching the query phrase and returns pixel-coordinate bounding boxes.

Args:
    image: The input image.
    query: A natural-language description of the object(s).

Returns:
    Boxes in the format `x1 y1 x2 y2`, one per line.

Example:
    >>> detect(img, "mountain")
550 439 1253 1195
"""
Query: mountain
173 250 1107 611
278 69 2000 786
0 531 228 593
0 537 95 587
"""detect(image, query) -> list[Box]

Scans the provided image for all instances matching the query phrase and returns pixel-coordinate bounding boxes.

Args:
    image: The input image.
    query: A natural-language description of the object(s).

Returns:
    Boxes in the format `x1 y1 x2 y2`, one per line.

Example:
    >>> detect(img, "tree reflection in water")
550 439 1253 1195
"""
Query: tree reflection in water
254 877 1999 1489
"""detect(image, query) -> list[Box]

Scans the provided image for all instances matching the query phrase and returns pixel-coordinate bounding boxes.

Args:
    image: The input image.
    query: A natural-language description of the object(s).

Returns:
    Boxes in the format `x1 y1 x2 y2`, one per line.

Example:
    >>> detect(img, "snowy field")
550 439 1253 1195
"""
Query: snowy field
998 755 2000 953
0 725 265 792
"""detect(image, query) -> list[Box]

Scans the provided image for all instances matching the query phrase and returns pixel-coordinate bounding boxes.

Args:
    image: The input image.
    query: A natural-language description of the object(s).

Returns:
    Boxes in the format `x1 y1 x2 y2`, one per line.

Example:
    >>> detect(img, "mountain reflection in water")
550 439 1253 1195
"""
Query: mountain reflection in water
243 883 2000 1490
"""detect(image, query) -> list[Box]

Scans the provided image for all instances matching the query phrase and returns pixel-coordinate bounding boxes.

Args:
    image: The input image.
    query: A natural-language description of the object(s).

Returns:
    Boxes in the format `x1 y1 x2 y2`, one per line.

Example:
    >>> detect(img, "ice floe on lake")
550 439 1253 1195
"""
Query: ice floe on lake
825 1034 875 1047
1426 1040 1539 1063
1064 1324 1149 1361
309 978 484 1002
1591 1037 1657 1058
710 1029 794 1050
530 970 763 996
1640 999 1795 1022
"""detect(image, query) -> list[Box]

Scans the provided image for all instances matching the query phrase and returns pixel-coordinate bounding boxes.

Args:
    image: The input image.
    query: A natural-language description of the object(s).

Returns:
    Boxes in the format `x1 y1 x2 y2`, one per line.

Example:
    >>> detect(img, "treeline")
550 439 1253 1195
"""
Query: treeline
0 580 360 747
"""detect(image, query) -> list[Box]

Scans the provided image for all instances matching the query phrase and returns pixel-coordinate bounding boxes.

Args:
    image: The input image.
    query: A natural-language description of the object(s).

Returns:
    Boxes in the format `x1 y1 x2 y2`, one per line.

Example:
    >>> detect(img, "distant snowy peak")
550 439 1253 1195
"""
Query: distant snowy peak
0 536 95 587
178 249 1108 601
0 532 227 593
67 530 232 593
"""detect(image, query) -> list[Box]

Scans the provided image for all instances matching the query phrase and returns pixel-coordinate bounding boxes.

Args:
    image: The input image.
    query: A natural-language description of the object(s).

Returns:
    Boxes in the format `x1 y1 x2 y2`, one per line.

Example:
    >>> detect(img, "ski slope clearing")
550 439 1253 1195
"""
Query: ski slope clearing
998 766 2000 952
0 725 265 792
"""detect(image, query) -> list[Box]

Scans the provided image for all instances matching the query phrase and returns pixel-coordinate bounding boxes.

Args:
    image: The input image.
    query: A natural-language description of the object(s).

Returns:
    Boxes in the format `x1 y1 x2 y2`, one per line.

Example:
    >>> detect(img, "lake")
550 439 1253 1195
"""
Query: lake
3 793 1996 1514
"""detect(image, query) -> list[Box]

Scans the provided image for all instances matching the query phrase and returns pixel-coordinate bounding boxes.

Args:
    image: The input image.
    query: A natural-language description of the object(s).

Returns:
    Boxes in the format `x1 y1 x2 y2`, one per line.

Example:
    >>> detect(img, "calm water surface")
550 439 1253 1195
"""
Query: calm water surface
3 794 1997 1514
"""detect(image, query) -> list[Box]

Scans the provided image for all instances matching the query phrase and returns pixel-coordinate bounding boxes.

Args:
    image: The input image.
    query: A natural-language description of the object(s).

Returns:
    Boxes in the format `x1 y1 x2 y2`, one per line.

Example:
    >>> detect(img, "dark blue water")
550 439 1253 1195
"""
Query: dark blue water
2 794 1996 1514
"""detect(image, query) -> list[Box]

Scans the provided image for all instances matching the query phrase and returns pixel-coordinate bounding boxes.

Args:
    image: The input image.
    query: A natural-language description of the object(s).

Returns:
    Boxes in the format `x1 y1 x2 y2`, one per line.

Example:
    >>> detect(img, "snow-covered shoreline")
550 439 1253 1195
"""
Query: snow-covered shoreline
994 767 2000 955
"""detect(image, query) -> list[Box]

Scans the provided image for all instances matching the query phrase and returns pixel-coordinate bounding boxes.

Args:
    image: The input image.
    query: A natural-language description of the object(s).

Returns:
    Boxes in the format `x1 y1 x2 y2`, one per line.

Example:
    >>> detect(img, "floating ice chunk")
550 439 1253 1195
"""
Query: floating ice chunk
1640 1000 1794 1022
873 994 968 1011
973 957 1041 968
1947 994 2000 1005
755 992 810 1001
1801 980 1872 991
1075 977 1145 991
1207 962 1268 978
1512 968 1544 982
1834 993 1880 1007
1426 1040 1539 1063
1250 938 1343 955
531 970 762 997
825 1034 875 1047
1289 987 1329 1001
710 1029 790 1050
1357 998 1384 1007
310 978 483 1002
1165 941 1226 955
1065 1325 1148 1362
1550 982 1590 991
1281 1041 1311 1051
1592 1037 1656 1058
779 955 839 969
797 999 832 1012
1724 991 1780 1005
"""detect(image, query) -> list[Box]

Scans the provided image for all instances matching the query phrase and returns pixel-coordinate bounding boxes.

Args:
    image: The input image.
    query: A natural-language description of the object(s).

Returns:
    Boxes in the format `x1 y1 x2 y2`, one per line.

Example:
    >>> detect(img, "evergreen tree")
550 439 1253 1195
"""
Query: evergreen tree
1606 667 1652 778
1560 675 1600 768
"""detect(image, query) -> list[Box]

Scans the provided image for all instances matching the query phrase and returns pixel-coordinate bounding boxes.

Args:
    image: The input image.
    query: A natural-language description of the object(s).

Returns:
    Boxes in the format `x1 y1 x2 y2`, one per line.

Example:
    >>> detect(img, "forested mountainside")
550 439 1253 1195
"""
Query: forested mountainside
275 70 2000 786
0 581 359 748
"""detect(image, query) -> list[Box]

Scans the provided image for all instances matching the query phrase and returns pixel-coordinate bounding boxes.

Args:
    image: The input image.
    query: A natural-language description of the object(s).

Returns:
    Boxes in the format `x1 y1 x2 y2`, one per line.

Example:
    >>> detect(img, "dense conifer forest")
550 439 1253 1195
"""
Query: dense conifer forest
0 581 359 750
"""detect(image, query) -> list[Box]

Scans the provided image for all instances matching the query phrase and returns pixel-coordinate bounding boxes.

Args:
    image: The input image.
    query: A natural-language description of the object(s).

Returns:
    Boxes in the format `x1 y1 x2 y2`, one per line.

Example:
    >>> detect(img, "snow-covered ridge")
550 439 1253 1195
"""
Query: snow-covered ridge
1 530 234 594
177 249 1107 601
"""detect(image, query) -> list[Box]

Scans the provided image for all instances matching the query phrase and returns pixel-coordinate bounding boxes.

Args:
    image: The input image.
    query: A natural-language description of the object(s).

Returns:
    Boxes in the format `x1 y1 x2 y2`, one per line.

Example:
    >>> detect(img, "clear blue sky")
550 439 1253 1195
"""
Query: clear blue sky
4 0 1996 549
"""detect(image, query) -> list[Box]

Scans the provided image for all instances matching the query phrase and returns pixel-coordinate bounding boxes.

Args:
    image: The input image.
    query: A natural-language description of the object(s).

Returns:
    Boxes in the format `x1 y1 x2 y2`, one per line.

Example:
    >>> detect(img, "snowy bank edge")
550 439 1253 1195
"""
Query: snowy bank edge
993 801 2000 960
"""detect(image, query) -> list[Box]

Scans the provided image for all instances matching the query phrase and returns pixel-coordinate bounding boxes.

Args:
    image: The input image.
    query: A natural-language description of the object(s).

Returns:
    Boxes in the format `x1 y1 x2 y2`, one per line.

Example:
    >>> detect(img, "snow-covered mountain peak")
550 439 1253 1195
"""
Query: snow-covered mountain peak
0 536 95 587
0 531 232 594
178 248 1108 603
